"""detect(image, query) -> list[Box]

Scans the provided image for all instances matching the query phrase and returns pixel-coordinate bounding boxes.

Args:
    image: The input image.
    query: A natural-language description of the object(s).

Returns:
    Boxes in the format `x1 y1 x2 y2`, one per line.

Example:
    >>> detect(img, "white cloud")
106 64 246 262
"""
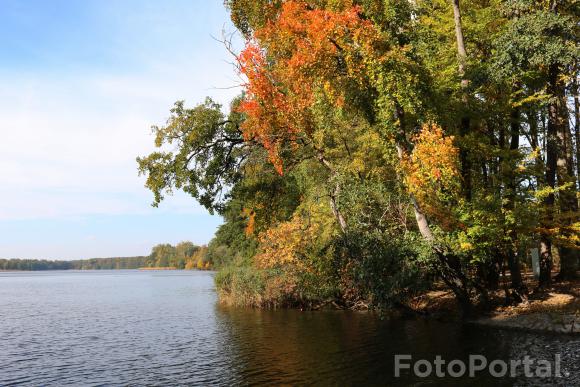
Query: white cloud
0 59 241 221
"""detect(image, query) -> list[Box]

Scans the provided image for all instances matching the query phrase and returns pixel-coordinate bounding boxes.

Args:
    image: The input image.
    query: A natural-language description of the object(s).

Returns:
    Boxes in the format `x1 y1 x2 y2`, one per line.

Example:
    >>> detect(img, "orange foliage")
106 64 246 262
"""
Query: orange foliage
402 123 461 226
242 207 256 236
237 43 290 174
237 1 378 174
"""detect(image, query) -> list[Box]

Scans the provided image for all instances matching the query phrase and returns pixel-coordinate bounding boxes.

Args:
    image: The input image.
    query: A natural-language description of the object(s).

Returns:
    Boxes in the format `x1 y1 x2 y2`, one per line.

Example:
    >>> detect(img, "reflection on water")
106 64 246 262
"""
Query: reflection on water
0 270 577 386
215 307 579 386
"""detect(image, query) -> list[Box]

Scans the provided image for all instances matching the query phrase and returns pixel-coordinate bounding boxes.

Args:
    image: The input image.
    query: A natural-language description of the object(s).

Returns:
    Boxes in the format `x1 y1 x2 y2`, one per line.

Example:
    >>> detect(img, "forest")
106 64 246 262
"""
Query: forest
137 0 579 314
0 241 211 271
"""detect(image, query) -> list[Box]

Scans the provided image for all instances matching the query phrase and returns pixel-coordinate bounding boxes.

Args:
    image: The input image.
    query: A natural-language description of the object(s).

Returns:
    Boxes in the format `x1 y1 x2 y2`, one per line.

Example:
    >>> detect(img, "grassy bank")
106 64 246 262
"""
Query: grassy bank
215 265 580 335
214 265 339 309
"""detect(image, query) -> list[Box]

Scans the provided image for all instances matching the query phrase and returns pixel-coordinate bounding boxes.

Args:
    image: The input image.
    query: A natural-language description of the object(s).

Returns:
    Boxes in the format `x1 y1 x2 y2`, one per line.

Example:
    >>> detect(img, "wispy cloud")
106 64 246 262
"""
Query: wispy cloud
0 1 242 257
0 71 239 221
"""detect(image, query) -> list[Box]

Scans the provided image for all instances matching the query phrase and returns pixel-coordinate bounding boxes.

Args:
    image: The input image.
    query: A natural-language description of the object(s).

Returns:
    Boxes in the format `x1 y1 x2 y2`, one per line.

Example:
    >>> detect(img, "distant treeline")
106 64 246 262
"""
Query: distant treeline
0 256 148 271
0 241 211 271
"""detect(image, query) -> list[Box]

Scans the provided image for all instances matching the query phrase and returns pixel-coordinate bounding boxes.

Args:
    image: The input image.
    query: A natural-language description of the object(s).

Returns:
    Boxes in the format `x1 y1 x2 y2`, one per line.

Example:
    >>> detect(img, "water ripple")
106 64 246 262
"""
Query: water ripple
0 270 577 386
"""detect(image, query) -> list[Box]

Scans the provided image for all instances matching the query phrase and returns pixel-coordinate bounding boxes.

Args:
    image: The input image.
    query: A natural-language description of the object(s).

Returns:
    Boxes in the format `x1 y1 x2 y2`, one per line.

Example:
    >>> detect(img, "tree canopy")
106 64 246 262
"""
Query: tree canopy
139 0 579 313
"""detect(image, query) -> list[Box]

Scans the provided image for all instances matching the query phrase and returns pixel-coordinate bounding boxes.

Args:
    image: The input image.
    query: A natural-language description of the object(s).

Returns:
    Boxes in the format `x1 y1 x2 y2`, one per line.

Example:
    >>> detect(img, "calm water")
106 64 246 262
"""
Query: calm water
0 270 577 386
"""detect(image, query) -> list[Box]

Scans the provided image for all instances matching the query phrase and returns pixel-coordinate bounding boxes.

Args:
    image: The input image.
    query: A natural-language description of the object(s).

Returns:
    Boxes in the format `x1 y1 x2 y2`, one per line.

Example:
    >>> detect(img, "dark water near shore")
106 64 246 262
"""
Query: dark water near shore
0 270 577 386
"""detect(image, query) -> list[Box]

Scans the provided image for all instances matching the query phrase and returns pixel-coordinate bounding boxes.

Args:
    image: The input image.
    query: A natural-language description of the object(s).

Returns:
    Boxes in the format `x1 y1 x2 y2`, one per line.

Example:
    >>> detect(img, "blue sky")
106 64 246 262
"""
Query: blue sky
0 0 243 259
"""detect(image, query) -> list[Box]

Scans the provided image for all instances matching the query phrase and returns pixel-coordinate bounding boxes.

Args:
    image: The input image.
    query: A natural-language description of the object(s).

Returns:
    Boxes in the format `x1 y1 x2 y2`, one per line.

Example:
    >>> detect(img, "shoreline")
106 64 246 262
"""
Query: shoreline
217 277 580 336
411 279 580 335
470 310 579 335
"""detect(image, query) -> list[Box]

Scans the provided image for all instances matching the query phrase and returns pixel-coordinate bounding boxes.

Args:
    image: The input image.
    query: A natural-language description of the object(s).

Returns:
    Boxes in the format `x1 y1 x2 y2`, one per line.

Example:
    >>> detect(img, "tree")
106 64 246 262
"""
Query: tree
137 0 580 312
492 0 579 284
176 241 199 269
149 244 176 268
137 98 249 214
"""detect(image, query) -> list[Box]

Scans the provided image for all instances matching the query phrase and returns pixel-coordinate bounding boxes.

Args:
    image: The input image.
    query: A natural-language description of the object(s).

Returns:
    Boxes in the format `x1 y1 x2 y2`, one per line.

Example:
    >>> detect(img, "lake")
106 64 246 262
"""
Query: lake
0 270 577 386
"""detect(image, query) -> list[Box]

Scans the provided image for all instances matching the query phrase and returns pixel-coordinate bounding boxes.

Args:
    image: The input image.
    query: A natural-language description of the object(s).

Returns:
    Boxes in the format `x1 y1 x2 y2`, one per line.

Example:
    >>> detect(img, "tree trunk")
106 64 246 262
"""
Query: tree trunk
527 109 553 288
539 237 553 287
503 107 527 299
547 0 579 282
555 70 579 280
330 182 347 233
315 152 348 234
573 70 580 189
572 71 580 189
571 67 580 276
451 0 472 201
452 0 467 77
539 64 561 287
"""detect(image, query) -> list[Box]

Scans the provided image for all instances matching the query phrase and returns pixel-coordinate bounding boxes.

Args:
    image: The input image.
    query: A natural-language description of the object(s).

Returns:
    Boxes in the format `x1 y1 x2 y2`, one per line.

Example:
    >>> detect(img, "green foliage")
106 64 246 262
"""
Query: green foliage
137 98 248 214
335 231 432 308
334 177 434 307
205 212 258 268
224 0 282 37
492 5 578 82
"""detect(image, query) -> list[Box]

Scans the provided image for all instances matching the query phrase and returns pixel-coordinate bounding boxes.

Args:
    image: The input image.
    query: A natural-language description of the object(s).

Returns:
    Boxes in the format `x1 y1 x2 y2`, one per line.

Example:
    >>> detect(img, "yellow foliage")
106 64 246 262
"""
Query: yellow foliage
185 245 209 270
254 216 319 270
402 123 461 227
536 214 580 249
460 241 473 251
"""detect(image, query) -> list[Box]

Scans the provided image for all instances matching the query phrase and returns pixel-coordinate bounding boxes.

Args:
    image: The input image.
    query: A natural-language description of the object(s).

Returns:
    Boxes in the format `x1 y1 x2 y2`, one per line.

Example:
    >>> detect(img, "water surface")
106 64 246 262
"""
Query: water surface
0 270 577 385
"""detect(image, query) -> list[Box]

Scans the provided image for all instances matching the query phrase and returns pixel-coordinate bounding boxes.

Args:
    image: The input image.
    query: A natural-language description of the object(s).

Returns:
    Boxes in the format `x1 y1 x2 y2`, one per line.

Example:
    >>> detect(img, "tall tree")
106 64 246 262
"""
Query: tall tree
547 0 579 281
451 0 472 201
